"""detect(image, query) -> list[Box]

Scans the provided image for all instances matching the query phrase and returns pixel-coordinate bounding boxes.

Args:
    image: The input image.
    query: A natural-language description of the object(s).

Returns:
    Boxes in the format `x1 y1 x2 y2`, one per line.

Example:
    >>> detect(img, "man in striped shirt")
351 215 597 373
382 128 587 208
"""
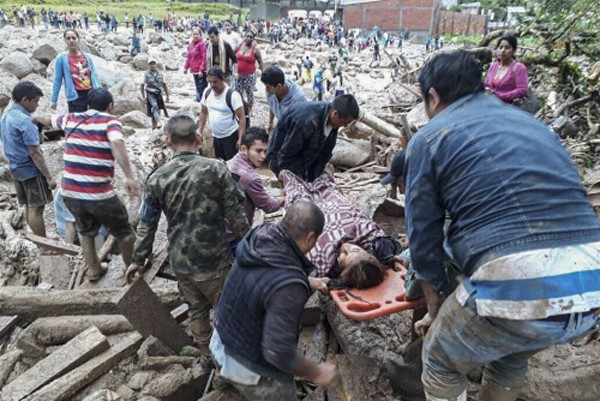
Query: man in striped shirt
41 88 139 281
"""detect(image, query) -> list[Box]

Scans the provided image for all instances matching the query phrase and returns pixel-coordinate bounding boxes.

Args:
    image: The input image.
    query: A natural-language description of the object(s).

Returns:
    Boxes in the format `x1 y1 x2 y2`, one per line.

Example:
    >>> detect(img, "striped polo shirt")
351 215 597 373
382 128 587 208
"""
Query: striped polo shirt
52 110 124 201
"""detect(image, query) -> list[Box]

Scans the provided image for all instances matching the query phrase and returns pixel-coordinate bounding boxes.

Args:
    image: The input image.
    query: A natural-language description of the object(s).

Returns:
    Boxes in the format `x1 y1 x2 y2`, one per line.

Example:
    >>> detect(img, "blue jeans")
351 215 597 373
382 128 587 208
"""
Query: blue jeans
422 289 599 400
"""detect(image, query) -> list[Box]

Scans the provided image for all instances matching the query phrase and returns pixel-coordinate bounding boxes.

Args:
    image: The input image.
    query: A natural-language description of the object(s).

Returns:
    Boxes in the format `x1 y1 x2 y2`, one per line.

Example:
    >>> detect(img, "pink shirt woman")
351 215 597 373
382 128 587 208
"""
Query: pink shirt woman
484 35 529 103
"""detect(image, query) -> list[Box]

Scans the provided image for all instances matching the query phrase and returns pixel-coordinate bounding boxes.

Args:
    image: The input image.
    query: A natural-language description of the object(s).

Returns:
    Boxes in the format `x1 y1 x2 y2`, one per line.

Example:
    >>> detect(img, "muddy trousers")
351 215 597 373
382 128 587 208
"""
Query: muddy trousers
422 289 600 401
177 267 230 352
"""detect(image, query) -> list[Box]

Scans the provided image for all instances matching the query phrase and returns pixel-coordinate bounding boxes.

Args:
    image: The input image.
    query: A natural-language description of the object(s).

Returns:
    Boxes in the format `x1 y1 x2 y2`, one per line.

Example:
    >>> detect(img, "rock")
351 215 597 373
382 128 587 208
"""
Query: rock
113 35 129 47
128 371 157 391
79 40 100 57
100 47 118 62
132 53 149 71
120 111 151 129
0 52 35 79
273 42 291 51
330 138 371 168
122 126 136 137
32 41 64 65
0 69 20 108
388 81 419 104
30 59 46 76
119 55 133 64
359 65 370 74
116 385 135 401
406 102 429 130
369 70 384 79
111 78 144 115
159 42 170 52
82 389 123 401
165 62 178 71
148 32 163 45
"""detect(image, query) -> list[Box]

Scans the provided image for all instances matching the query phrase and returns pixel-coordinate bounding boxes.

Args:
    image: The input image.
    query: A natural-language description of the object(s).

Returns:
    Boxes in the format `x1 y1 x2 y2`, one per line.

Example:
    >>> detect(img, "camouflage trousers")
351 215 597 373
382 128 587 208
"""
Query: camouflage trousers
177 267 230 352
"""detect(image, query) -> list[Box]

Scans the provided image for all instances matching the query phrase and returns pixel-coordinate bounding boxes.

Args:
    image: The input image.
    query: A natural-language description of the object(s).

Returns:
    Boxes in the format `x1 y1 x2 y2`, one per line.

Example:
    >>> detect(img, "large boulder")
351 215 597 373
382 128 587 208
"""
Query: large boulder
100 47 118 62
32 41 65 64
113 34 129 47
119 110 151 129
330 138 371 168
0 70 19 109
111 78 144 116
79 40 100 57
132 53 149 71
406 102 429 130
0 52 35 79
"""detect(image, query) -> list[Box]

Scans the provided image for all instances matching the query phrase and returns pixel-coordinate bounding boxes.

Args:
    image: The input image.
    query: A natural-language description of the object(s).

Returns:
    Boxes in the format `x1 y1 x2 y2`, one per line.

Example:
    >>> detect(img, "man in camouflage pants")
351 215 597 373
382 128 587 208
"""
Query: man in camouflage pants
126 115 249 353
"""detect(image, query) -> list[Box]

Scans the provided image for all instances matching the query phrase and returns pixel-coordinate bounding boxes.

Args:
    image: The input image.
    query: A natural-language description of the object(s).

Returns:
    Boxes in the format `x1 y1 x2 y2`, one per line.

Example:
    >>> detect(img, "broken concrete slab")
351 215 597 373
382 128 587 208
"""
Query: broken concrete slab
1 326 109 401
38 255 73 290
0 314 19 337
140 364 210 401
301 292 323 326
199 387 247 401
298 319 328 364
23 332 143 401
115 278 192 353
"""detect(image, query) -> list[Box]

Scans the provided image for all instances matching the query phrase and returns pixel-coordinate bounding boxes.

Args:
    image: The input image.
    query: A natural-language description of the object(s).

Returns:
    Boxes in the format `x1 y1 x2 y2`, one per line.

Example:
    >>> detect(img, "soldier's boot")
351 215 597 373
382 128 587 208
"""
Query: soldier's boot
477 378 521 401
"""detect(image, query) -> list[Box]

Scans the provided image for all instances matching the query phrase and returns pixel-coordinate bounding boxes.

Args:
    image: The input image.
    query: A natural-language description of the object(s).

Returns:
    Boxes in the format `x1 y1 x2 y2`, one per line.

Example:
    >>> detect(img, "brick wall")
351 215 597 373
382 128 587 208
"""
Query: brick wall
436 11 487 36
342 0 438 33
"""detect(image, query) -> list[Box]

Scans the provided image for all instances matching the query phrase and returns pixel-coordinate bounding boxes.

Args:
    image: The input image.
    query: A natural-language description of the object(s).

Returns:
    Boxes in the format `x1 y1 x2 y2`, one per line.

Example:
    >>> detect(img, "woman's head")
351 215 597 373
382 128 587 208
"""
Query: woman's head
338 243 386 289
496 34 517 61
340 254 387 289
191 28 201 42
63 29 80 51
244 31 254 45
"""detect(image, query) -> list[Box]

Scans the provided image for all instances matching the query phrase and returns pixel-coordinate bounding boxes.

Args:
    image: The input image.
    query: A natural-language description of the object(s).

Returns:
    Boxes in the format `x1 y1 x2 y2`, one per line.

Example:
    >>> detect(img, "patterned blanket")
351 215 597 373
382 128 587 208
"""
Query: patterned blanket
280 170 385 276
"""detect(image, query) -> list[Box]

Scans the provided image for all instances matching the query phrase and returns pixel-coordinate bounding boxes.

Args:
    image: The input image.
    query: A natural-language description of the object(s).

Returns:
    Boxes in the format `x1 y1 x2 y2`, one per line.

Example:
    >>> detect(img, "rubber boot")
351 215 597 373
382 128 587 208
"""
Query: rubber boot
477 378 521 401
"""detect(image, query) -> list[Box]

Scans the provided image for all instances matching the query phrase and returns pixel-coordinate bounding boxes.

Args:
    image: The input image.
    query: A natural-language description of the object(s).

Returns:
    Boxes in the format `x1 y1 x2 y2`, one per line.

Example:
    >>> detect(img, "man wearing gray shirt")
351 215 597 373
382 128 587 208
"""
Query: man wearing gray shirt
260 66 307 134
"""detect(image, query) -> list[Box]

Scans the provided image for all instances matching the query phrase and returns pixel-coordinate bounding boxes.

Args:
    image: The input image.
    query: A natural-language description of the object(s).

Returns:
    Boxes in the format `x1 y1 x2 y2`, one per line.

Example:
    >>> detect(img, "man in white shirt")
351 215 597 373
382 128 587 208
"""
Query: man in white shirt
198 66 246 161
222 20 242 51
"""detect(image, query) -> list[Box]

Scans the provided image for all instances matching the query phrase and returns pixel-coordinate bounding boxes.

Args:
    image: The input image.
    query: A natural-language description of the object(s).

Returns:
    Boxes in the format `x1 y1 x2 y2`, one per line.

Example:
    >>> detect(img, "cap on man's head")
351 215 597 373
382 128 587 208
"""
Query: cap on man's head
148 56 158 64
381 150 406 185
320 64 327 71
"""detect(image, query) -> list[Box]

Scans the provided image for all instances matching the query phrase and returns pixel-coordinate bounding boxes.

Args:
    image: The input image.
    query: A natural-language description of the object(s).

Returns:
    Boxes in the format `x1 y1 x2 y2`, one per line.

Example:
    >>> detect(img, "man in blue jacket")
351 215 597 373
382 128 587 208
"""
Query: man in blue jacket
267 94 359 182
407 50 600 401
211 202 339 400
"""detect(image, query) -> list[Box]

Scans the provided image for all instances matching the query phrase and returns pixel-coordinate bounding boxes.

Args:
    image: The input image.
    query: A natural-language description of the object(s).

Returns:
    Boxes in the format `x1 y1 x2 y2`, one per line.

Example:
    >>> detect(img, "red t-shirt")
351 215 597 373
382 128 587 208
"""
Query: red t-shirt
68 53 92 91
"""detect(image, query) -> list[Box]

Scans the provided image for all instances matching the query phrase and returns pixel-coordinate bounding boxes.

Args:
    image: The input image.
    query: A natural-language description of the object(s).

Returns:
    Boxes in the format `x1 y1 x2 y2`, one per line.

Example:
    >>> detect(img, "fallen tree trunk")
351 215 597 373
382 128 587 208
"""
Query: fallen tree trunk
358 110 407 148
0 285 181 319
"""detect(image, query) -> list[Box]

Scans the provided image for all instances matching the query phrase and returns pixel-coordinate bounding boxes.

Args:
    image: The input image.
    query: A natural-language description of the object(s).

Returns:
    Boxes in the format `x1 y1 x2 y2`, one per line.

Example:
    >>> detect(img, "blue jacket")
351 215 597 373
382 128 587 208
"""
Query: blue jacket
267 101 337 182
405 92 600 290
51 52 101 106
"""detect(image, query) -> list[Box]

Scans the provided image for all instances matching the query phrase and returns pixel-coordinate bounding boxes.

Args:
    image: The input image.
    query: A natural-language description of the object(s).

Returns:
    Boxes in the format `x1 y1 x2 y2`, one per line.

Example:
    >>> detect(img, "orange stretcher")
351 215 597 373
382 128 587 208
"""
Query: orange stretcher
330 270 426 321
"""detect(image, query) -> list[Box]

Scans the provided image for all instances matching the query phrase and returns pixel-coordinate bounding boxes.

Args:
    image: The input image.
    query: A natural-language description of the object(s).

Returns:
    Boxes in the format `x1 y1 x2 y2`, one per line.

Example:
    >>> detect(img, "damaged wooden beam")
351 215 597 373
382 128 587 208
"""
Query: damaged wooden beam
0 285 182 319
23 332 144 401
0 326 109 401
115 278 192 353
25 233 80 256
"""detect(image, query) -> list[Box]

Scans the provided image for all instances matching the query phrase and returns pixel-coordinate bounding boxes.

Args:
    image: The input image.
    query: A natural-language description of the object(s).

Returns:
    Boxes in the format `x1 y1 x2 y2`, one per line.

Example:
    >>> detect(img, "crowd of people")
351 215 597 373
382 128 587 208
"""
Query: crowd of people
0 7 597 400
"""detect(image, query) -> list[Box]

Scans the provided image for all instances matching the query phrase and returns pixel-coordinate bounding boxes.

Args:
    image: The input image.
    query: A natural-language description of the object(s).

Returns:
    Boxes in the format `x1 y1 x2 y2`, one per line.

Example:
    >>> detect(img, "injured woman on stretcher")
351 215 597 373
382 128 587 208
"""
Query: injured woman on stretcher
280 169 421 295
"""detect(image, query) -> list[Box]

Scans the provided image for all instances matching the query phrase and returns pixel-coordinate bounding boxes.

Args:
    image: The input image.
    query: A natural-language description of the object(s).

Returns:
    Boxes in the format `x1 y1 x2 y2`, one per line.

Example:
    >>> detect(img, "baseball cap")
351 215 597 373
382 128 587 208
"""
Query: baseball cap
148 56 158 64
381 150 406 185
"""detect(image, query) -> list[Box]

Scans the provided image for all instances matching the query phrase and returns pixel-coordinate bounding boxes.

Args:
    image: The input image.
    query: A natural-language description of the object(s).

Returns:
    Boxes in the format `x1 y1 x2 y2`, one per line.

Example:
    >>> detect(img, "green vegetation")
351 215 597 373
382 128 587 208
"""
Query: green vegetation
0 0 248 21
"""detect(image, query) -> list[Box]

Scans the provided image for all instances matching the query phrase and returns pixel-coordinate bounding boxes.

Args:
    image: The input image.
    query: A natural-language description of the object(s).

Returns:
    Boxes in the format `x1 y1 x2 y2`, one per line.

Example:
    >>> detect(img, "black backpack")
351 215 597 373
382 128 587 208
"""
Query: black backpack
204 88 250 128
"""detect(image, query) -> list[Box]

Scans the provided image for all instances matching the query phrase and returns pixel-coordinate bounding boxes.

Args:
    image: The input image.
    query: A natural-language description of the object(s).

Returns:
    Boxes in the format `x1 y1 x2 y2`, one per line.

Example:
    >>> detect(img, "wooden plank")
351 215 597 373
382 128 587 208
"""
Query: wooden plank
0 350 22 388
0 326 109 401
0 315 19 337
25 233 80 256
115 278 192 353
23 332 143 401
143 245 169 284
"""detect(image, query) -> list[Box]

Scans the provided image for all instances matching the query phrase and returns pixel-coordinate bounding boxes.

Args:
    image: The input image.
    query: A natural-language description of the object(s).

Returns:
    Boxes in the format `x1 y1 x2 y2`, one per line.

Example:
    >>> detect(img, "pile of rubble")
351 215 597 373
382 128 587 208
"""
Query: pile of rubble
0 25 599 401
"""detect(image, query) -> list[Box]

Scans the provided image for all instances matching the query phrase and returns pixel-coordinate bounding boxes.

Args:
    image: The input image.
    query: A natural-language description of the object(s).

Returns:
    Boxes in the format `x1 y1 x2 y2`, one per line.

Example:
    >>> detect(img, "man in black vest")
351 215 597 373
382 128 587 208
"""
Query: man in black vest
211 202 339 400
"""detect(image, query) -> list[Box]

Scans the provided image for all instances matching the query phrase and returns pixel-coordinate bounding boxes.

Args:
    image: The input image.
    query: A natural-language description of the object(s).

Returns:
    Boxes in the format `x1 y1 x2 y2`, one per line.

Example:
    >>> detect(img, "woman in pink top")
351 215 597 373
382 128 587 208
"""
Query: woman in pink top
183 28 207 102
484 35 529 104
235 31 264 114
